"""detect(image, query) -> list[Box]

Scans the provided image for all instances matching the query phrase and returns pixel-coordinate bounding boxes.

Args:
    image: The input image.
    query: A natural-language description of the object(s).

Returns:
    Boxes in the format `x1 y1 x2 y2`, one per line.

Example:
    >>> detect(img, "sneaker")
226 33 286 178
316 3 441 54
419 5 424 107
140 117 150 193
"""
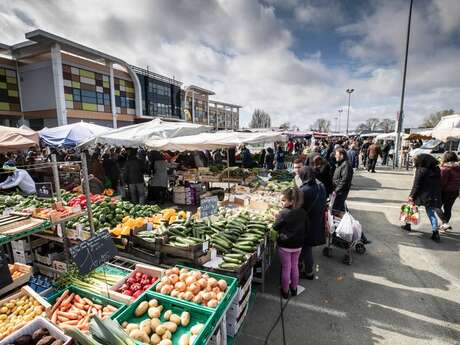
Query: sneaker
289 286 297 297
431 231 441 243
439 223 451 232
401 223 412 231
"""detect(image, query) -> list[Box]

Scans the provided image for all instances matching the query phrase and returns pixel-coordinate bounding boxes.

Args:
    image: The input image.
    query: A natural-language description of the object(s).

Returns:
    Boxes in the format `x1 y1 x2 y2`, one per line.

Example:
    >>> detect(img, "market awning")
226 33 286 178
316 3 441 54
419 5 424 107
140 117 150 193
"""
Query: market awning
145 131 287 152
78 118 211 148
375 132 408 140
431 128 460 141
0 126 39 152
40 122 111 147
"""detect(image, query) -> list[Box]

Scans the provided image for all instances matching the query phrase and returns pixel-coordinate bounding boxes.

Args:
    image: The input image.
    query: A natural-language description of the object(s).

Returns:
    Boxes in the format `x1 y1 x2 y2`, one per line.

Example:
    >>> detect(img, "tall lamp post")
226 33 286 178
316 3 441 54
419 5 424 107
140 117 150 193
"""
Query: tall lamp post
346 89 354 135
338 109 343 133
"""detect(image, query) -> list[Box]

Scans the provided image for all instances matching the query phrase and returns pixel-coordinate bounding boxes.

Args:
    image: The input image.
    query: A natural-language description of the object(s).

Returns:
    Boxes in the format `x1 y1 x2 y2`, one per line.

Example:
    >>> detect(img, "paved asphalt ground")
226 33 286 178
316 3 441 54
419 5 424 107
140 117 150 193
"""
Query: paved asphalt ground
235 168 460 345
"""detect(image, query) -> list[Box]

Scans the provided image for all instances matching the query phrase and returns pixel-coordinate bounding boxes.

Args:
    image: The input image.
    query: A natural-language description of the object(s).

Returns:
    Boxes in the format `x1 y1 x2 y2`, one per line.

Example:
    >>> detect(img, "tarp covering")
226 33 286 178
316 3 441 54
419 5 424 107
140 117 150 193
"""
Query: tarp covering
146 131 287 152
431 128 460 141
40 122 111 147
79 118 211 148
375 132 408 140
0 126 39 152
282 131 313 138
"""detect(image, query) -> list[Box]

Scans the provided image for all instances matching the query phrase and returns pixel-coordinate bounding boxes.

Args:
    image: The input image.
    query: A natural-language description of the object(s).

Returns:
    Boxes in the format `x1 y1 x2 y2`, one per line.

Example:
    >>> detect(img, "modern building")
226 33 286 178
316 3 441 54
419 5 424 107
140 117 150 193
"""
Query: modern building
208 100 241 131
0 29 241 130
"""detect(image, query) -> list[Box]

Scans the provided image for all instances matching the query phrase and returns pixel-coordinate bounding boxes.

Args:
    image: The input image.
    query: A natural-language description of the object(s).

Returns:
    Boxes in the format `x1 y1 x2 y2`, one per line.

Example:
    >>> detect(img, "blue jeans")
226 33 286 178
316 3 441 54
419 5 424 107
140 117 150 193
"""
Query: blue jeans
425 207 438 232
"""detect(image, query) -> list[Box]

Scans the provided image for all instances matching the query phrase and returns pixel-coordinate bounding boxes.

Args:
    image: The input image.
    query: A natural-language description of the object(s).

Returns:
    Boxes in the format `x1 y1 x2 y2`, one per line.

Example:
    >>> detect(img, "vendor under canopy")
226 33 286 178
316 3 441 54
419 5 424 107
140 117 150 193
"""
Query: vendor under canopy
0 160 36 195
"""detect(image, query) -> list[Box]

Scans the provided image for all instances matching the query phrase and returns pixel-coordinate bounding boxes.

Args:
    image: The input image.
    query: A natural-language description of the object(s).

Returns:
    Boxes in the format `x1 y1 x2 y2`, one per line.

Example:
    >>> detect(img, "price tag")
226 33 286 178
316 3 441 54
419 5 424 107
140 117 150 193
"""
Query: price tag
202 241 209 252
146 223 153 231
2 207 14 216
257 245 261 258
200 196 219 219
210 248 217 260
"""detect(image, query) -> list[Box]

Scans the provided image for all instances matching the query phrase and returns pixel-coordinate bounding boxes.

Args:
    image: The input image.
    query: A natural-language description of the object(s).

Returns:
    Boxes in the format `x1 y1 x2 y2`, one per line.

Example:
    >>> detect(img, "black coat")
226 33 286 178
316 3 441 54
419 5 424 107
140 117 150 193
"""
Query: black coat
410 166 441 208
333 159 353 194
315 163 334 195
299 180 327 246
124 157 145 184
273 207 308 249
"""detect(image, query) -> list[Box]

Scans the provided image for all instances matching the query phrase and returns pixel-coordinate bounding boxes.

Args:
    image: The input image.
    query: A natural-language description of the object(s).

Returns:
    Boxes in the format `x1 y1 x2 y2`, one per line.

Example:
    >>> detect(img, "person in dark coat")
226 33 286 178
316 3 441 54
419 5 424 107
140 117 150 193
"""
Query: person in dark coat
124 149 146 204
298 166 327 280
332 148 353 212
273 187 308 298
403 154 442 242
258 149 266 168
264 147 275 170
312 155 334 195
436 152 460 231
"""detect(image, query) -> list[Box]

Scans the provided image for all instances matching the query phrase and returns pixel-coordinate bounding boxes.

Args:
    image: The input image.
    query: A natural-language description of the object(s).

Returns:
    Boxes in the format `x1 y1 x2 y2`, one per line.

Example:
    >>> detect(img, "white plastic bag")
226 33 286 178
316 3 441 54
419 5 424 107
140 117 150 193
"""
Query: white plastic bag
336 212 362 242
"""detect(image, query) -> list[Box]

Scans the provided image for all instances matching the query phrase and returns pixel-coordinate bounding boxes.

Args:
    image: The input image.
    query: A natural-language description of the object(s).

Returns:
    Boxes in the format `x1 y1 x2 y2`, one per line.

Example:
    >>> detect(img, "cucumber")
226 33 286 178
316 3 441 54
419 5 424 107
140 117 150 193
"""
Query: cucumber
212 243 229 253
224 253 245 260
235 244 255 252
223 257 243 264
219 262 241 270
231 248 249 255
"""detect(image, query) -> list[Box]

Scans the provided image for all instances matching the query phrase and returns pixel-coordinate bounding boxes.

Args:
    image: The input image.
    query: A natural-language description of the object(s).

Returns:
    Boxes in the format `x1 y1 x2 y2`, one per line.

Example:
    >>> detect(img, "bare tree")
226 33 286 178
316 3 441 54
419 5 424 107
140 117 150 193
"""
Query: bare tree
278 121 290 130
379 119 396 133
421 109 454 128
249 109 272 128
311 118 330 132
356 118 380 132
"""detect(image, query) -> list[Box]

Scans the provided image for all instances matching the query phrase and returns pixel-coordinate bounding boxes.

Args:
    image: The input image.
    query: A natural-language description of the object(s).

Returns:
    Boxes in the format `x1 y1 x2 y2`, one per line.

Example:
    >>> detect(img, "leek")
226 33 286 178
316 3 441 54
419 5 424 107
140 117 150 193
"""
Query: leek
65 327 104 345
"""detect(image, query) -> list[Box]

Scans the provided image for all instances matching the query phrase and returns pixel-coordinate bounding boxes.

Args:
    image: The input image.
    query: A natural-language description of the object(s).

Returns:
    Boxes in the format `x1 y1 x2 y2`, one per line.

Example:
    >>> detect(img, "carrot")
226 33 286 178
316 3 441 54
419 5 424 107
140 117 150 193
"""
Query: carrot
62 293 75 306
93 304 102 310
51 310 58 324
58 311 79 319
74 302 85 309
49 289 70 317
83 297 93 306
57 316 70 322
74 295 84 303
60 320 79 326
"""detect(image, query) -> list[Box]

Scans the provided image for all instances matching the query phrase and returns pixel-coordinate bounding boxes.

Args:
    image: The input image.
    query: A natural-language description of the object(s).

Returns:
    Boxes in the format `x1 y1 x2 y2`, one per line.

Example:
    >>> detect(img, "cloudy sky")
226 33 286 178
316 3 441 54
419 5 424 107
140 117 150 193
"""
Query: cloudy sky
1 0 459 130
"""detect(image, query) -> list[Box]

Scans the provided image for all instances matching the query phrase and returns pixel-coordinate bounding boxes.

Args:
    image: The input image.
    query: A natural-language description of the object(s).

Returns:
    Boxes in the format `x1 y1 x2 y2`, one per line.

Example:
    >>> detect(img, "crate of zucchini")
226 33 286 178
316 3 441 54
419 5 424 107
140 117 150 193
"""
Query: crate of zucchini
209 211 270 272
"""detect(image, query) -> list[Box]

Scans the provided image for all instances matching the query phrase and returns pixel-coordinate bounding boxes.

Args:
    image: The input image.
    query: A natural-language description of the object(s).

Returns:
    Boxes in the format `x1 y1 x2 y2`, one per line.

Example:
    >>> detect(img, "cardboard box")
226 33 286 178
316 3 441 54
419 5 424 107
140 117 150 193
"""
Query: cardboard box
13 250 32 264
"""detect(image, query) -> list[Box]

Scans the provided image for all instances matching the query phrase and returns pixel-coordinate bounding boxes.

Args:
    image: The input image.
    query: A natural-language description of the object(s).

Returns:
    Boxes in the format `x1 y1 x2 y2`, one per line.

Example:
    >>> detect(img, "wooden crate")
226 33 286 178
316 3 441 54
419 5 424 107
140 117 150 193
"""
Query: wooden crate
0 263 32 297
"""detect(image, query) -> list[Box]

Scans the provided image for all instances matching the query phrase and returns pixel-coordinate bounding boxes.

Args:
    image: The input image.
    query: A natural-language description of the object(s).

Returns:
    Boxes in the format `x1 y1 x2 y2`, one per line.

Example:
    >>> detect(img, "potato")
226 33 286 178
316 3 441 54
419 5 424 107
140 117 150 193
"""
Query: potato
217 279 228 291
162 321 177 333
139 319 151 335
159 340 172 345
162 330 172 340
121 321 128 328
191 323 204 335
157 305 164 312
148 307 161 318
150 333 162 345
169 314 181 325
155 324 167 336
181 311 190 327
148 299 159 308
164 309 172 321
134 301 149 317
125 323 139 333
178 333 190 345
150 318 161 330
129 329 150 343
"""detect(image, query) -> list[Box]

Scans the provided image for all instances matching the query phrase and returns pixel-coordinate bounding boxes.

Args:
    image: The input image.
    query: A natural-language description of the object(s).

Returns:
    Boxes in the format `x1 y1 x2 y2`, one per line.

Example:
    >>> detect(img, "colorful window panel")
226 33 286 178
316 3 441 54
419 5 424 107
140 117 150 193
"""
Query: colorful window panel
115 77 136 115
62 64 111 112
0 67 20 112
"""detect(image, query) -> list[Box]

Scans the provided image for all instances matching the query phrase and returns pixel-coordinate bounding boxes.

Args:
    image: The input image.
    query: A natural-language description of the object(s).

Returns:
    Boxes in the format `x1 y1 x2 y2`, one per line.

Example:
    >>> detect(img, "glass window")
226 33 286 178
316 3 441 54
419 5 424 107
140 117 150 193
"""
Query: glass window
72 89 81 102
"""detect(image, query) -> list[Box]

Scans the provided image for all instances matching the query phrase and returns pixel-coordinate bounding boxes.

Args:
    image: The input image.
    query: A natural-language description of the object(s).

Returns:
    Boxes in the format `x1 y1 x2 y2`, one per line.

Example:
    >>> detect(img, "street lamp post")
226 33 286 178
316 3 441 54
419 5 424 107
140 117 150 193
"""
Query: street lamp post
346 89 354 135
338 109 343 133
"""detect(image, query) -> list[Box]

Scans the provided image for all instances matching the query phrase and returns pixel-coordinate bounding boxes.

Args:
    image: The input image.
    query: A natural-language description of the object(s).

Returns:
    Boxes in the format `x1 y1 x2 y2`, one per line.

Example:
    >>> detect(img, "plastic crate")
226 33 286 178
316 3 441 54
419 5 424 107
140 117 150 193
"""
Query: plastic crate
150 265 237 326
95 263 132 277
114 291 214 345
47 285 126 320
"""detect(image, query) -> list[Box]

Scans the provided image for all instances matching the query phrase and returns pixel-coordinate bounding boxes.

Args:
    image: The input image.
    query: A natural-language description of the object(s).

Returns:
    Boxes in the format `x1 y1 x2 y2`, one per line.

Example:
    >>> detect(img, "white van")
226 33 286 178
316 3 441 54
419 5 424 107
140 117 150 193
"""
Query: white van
410 139 460 159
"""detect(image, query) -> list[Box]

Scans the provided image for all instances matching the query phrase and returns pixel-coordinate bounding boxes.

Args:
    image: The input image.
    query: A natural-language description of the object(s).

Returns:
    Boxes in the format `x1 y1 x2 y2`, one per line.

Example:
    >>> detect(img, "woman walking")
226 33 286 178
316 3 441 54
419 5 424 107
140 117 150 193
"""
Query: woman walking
403 154 442 242
435 152 460 231
298 166 327 280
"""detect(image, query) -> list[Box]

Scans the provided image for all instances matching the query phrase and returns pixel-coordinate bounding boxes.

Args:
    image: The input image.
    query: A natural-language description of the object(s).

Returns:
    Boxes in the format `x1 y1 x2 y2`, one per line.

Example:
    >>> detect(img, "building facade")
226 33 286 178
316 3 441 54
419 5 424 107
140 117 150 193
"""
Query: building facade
0 30 240 130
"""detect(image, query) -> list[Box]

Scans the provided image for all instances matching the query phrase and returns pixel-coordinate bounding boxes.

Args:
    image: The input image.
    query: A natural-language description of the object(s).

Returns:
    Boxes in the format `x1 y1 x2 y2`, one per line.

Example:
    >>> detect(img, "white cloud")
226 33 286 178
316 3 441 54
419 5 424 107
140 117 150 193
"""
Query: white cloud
0 0 459 131
294 1 343 27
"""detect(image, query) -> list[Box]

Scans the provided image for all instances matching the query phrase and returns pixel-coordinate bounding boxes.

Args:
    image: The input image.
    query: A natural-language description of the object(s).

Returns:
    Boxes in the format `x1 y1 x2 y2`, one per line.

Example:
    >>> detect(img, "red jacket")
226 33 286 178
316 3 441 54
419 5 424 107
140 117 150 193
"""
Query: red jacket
440 162 460 192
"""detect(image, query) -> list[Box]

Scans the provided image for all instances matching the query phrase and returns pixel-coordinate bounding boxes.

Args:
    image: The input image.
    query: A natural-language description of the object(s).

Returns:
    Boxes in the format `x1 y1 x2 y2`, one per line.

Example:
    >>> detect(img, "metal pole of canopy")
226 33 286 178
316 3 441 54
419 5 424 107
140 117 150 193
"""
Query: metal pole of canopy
81 152 95 236
51 154 61 201
226 148 230 191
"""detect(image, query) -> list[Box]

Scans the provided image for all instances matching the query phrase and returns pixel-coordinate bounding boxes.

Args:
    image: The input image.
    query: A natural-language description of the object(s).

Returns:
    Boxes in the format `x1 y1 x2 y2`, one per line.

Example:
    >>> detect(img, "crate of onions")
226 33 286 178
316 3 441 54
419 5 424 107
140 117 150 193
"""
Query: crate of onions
151 266 237 320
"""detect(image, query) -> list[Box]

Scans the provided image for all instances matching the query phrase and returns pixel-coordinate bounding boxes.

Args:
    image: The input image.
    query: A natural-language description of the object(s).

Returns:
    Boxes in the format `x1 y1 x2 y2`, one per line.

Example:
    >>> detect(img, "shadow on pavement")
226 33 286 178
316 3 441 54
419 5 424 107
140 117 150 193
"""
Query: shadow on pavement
348 196 405 205
236 208 459 345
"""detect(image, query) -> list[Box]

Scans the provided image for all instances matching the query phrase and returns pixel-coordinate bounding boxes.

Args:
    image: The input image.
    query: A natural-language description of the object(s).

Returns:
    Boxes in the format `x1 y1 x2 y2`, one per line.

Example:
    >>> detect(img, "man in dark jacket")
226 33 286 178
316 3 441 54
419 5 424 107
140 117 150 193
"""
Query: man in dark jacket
367 140 381 173
313 155 334 195
381 142 391 165
332 148 353 212
124 149 146 204
361 140 370 168
298 166 327 280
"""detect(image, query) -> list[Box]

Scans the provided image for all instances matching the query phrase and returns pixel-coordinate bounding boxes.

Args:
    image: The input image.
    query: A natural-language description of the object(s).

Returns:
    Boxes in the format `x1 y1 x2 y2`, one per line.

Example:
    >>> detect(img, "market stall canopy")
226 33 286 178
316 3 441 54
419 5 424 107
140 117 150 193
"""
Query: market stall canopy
79 118 211 148
282 130 312 138
0 126 39 152
40 122 111 147
431 128 460 141
375 132 408 141
146 131 287 151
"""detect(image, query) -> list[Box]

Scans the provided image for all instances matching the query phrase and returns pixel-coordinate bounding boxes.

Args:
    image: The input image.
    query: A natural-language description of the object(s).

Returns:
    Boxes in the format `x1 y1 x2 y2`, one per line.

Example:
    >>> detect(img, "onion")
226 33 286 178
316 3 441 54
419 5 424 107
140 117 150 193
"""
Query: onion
175 281 187 292
197 278 207 289
192 294 203 304
172 267 180 275
207 299 218 308
179 273 189 282
208 278 218 287
185 276 196 286
188 283 201 295
216 292 224 301
183 291 194 301
170 289 180 298
169 274 179 284
217 279 228 291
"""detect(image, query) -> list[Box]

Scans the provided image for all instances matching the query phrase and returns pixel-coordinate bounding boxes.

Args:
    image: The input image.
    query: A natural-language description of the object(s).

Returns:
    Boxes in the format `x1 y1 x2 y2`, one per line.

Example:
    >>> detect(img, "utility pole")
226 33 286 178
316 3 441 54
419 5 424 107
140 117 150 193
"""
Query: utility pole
394 0 414 168
346 89 354 135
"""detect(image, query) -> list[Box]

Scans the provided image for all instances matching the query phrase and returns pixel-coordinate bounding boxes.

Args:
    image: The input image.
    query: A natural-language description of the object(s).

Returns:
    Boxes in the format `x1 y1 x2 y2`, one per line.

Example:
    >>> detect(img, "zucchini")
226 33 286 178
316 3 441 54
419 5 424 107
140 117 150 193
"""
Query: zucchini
219 262 242 270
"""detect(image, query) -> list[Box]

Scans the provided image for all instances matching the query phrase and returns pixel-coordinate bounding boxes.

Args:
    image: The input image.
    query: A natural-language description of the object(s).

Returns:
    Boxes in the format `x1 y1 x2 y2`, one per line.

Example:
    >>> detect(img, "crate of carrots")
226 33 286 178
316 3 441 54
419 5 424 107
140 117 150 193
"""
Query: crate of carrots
46 285 125 332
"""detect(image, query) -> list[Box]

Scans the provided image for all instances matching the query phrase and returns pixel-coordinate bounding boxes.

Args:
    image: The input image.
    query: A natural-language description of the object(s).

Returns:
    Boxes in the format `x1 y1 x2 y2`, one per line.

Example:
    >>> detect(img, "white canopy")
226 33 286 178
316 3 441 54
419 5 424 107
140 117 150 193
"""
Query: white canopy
78 118 211 148
431 128 460 141
375 132 408 140
40 122 110 146
145 131 287 151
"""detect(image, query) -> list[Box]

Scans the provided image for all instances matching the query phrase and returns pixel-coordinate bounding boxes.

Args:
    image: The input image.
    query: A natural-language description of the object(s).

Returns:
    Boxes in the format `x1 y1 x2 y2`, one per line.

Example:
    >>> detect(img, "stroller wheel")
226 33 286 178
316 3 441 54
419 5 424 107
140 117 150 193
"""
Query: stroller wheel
343 254 352 265
322 247 332 257
355 243 366 255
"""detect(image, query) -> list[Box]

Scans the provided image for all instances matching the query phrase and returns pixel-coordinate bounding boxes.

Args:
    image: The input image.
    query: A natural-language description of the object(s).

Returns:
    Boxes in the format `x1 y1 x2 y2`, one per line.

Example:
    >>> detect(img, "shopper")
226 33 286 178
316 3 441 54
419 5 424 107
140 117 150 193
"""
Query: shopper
273 187 308 299
367 140 381 173
403 154 442 242
293 158 304 187
347 144 359 170
0 160 36 195
287 139 294 154
361 139 370 168
265 147 275 170
435 152 460 231
312 155 334 195
258 149 266 168
298 166 327 280
381 142 391 166
124 149 146 204
275 145 286 170
332 148 353 212
147 151 168 204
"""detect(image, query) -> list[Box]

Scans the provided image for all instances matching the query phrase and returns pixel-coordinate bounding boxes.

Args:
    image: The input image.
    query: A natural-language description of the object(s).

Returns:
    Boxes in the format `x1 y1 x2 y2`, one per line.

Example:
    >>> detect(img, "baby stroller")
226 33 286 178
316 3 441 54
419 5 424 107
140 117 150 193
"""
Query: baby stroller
322 204 366 265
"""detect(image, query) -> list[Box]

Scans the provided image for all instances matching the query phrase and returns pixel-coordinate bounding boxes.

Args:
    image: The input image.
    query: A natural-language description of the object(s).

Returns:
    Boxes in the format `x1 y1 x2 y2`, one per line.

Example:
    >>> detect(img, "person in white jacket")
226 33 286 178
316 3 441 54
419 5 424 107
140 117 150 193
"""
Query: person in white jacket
0 161 36 195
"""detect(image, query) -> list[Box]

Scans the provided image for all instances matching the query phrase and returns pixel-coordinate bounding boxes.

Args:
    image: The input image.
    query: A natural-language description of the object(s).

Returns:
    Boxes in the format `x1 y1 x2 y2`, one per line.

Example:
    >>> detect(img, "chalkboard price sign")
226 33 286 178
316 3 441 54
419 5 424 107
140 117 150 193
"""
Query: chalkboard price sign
69 230 117 275
0 252 13 289
200 196 219 219
36 182 54 198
